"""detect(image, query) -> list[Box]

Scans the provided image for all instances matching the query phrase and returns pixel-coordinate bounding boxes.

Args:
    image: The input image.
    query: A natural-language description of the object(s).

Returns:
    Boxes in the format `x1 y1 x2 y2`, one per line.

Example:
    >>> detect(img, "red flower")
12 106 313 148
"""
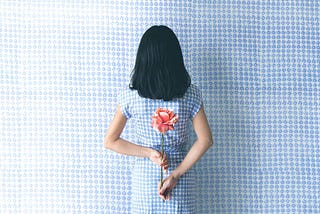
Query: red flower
151 108 178 133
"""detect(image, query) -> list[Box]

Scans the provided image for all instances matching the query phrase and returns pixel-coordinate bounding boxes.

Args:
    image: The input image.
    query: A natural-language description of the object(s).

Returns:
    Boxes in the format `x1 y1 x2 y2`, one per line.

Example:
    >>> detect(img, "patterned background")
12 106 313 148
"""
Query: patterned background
0 1 319 213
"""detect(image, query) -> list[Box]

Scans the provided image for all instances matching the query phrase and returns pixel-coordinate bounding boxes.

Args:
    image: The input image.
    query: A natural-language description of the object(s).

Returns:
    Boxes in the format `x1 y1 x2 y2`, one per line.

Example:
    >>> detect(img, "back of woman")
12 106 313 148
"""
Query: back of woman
118 83 202 213
118 84 202 153
104 25 213 214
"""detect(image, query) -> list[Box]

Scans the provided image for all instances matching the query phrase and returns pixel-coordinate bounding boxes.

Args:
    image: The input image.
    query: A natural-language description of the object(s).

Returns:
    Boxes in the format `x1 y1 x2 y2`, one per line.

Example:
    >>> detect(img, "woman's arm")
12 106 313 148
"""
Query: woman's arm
104 106 168 169
158 105 213 200
171 104 213 178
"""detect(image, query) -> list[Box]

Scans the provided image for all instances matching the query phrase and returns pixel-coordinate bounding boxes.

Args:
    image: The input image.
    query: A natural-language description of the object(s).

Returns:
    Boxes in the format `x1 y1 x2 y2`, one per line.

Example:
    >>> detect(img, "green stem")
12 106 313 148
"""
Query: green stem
160 133 164 187
160 133 165 202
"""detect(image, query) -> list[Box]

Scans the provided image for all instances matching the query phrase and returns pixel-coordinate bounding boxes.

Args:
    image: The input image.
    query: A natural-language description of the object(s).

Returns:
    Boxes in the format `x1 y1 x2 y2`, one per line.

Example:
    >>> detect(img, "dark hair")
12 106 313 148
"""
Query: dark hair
130 25 191 101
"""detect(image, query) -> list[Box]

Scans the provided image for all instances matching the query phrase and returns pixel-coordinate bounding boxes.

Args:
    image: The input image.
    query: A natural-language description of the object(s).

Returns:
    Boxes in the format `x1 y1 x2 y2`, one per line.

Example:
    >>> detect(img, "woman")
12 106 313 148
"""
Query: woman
104 25 213 213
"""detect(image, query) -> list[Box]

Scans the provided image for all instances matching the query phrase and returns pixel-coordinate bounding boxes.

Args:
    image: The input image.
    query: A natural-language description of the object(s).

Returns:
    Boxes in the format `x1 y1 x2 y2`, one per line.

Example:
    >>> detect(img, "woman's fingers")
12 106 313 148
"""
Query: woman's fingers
157 151 169 167
149 149 169 172
159 192 170 201
149 150 161 164
160 153 169 173
158 181 170 201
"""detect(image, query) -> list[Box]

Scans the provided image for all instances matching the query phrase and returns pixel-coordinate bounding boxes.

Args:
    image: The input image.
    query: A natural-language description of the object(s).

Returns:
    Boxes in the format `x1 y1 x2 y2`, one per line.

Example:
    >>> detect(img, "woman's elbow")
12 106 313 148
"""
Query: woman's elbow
103 137 114 150
197 137 213 148
103 140 109 149
207 137 214 147
204 135 214 147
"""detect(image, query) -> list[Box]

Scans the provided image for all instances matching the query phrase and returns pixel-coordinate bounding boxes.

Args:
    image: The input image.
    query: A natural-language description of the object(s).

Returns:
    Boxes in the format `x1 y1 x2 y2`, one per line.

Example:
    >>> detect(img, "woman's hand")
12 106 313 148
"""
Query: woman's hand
149 149 169 173
158 174 178 201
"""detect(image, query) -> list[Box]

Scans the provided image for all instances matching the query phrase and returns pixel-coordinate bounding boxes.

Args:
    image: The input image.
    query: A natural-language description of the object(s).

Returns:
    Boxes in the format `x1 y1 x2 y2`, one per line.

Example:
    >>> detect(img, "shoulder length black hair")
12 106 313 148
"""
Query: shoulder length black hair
130 25 191 101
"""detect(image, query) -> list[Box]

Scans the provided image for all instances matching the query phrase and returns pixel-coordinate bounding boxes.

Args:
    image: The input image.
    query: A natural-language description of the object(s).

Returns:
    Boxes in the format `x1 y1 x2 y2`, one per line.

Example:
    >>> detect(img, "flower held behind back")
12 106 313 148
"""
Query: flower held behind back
151 108 178 133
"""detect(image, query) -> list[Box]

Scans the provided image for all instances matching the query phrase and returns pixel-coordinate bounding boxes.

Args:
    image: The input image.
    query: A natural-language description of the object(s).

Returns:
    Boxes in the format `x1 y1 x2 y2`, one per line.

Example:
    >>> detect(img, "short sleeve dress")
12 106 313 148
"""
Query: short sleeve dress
118 84 202 214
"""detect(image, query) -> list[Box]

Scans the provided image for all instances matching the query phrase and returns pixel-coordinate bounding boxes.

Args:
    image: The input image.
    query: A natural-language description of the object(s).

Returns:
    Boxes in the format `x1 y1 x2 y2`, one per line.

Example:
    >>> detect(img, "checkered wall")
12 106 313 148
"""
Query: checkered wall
1 1 319 213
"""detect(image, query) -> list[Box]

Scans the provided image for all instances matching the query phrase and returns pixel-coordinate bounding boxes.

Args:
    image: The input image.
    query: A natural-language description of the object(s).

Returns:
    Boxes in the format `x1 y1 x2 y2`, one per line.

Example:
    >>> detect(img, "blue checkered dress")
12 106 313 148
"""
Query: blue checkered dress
118 84 202 214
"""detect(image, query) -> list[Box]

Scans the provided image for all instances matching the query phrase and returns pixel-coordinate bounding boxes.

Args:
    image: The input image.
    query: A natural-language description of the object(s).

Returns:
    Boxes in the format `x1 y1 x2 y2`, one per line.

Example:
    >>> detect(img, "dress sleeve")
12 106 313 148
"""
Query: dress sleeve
117 89 132 119
189 85 203 119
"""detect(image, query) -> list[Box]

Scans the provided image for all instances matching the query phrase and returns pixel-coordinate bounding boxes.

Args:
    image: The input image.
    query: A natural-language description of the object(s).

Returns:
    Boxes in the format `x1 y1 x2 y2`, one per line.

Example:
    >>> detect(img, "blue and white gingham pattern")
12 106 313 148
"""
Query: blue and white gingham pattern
118 84 202 150
131 151 196 214
1 1 319 213
118 84 201 213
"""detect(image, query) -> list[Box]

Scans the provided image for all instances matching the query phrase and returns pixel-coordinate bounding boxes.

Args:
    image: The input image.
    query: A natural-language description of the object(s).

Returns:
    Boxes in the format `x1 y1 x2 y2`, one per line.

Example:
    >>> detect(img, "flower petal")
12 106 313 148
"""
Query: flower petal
158 124 169 133
159 111 169 122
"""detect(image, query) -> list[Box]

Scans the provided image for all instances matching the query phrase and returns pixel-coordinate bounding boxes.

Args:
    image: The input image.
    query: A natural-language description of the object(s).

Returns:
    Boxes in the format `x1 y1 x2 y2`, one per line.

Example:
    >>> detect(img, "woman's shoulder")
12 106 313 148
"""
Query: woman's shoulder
184 83 201 98
188 83 199 91
117 87 137 102
119 86 136 96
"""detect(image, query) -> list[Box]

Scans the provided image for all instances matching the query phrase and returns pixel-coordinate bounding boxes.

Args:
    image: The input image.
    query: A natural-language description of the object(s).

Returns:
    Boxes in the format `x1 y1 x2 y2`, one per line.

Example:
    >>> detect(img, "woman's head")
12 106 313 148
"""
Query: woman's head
130 25 191 101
